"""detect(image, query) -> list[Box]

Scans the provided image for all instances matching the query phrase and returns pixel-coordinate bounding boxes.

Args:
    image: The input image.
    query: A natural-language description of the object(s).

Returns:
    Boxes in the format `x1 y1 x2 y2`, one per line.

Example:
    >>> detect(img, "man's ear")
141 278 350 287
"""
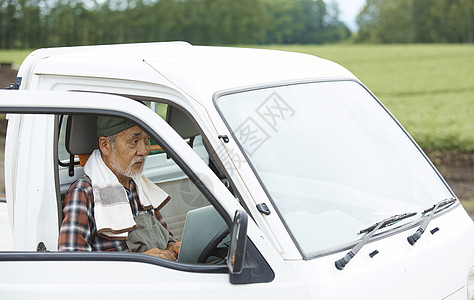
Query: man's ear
98 136 112 156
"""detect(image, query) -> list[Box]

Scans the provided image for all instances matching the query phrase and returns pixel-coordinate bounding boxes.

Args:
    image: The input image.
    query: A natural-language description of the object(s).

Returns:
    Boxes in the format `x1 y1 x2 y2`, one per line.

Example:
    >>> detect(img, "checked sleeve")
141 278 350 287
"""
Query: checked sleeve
58 180 94 251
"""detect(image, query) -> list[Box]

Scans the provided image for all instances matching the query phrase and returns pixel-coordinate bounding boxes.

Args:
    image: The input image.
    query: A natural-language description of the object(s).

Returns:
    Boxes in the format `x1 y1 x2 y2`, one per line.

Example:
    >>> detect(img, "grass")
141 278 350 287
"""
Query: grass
253 44 474 152
463 198 474 217
2 44 474 151
0 49 34 69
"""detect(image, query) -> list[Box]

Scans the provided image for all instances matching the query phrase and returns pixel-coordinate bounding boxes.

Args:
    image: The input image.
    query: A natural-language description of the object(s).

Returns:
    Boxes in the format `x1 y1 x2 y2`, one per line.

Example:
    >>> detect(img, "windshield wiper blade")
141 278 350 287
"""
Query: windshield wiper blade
335 212 416 270
407 197 457 245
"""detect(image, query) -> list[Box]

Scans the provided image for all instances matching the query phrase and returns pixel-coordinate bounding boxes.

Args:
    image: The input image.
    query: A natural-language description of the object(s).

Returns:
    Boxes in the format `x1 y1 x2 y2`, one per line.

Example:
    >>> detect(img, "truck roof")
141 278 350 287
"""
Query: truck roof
19 42 357 103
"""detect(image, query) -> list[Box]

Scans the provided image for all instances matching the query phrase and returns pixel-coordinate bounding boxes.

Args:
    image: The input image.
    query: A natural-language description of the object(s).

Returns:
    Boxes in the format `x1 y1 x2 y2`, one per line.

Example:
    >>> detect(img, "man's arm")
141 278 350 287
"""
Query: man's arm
58 181 94 251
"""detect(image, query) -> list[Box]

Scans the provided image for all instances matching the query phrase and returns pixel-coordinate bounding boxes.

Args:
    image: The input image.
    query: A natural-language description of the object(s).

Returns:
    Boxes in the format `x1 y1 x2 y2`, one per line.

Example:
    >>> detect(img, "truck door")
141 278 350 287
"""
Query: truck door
0 91 307 299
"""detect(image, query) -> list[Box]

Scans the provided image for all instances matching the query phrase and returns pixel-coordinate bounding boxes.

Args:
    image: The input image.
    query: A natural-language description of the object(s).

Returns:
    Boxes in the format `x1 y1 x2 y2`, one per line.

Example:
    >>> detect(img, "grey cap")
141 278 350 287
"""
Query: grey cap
97 116 135 137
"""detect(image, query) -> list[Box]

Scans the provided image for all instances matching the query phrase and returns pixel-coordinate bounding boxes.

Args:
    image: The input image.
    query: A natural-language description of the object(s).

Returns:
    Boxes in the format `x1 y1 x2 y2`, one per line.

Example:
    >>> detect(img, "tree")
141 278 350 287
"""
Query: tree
0 0 21 48
262 0 297 44
263 0 348 44
0 0 351 49
356 0 474 43
323 0 351 42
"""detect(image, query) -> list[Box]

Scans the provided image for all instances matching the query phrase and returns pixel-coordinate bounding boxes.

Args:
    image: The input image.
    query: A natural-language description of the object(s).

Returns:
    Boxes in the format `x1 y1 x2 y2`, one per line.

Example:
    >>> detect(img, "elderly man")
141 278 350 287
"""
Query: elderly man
58 116 179 260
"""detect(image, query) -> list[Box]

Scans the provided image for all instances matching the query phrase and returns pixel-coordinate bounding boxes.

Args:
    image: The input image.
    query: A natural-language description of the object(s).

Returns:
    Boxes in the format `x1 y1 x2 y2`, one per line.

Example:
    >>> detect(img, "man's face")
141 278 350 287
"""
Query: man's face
108 126 151 178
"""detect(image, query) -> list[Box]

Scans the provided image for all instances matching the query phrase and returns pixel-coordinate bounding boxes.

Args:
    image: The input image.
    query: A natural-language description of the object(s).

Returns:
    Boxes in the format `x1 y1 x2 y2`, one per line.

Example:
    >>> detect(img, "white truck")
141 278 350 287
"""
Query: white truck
1 42 473 299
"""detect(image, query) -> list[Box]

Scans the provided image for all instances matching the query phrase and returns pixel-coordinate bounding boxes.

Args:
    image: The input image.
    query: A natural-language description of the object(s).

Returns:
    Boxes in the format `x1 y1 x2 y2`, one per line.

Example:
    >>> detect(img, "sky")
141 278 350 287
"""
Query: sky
330 0 366 32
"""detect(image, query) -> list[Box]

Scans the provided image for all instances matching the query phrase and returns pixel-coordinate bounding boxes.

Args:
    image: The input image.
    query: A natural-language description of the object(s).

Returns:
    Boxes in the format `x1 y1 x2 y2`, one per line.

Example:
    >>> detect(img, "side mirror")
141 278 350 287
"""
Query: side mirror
227 210 248 274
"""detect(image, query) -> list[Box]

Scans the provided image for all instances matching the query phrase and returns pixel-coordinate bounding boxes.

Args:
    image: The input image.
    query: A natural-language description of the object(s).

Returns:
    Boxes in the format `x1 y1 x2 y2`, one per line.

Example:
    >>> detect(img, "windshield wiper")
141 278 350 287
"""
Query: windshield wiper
335 212 416 270
407 197 457 245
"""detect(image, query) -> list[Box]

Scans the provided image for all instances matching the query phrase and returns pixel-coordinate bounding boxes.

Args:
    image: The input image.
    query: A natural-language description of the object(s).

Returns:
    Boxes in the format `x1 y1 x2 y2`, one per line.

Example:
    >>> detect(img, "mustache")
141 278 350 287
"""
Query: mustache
131 156 146 165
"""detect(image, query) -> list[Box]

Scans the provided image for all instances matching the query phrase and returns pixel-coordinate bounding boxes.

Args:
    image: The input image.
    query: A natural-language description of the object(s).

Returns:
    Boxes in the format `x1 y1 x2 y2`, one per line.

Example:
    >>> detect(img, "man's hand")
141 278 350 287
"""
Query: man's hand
167 241 181 260
143 248 177 261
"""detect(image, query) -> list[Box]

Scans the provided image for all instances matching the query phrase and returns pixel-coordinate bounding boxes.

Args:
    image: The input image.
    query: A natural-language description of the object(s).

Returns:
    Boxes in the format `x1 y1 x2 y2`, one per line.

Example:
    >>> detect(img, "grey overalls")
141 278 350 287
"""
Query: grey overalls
126 210 170 252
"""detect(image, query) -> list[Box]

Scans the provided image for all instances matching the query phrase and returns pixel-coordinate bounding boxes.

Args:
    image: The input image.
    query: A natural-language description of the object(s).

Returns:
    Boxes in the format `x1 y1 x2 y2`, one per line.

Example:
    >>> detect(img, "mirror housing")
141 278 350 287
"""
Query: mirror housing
227 210 275 284
227 210 248 274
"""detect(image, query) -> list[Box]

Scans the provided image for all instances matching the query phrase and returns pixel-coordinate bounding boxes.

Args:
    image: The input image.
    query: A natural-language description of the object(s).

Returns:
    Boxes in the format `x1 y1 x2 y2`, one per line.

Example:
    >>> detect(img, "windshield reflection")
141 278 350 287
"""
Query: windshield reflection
217 81 452 256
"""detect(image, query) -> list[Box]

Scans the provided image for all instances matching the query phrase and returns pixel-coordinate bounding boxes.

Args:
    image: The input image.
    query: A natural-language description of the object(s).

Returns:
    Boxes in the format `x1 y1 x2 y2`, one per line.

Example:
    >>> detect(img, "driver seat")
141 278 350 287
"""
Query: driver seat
65 115 99 173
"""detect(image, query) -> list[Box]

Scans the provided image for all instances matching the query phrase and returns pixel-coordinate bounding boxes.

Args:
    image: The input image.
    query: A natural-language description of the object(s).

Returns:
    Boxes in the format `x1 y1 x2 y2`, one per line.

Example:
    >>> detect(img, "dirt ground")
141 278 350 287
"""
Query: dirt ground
0 66 473 218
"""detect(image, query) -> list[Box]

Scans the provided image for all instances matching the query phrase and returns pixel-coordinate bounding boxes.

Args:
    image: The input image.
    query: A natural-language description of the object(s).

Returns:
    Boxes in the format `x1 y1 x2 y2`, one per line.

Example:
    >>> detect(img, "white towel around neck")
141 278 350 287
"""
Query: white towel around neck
84 149 170 240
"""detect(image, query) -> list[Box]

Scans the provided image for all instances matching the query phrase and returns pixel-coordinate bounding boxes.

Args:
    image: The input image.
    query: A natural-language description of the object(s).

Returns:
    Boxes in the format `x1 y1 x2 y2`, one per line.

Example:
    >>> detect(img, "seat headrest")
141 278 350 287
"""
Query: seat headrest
166 106 200 139
66 107 198 157
66 115 99 155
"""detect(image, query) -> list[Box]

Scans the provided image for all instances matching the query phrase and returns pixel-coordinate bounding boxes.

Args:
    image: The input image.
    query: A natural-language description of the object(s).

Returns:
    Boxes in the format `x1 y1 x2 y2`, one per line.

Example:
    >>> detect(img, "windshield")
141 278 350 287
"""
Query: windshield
216 81 453 257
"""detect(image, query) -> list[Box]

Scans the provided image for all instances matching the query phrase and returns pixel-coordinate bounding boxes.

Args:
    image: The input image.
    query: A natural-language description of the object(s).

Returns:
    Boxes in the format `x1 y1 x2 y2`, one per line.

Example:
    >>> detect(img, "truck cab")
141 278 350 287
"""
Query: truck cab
1 42 473 299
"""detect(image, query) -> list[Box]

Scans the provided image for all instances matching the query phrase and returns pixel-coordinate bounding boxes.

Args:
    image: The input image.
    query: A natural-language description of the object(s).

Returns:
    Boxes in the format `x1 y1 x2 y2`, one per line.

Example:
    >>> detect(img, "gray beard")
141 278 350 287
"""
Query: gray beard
109 150 146 178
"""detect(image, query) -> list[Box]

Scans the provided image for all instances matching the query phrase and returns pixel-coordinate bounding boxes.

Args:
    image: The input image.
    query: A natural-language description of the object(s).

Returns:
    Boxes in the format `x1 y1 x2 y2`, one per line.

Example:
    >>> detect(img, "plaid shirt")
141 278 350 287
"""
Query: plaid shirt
58 178 170 252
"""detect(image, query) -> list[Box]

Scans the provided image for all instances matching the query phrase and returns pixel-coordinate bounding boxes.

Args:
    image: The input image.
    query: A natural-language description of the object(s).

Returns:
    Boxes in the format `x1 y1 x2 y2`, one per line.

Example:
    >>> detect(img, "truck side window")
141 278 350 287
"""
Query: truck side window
139 99 239 202
56 112 228 264
57 115 72 163
163 104 239 199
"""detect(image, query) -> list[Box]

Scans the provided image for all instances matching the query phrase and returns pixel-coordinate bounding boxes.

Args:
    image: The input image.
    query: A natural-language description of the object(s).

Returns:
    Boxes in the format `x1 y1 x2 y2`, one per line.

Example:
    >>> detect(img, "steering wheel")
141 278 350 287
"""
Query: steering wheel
197 226 229 263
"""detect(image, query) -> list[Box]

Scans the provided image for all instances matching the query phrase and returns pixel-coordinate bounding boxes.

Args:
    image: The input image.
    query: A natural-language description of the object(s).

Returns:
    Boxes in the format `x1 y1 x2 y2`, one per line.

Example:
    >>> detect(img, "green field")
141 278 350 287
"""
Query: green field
0 49 33 69
256 44 474 152
2 44 474 151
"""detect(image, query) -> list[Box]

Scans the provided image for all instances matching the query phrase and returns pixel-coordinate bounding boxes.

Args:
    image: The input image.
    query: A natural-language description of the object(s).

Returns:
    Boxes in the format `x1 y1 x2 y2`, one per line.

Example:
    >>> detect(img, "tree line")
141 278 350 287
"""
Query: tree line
356 0 474 43
0 0 350 49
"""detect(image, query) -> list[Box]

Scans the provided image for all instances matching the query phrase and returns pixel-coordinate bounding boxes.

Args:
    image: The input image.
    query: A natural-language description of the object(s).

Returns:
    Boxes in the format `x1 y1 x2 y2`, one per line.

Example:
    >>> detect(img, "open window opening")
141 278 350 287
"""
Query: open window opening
55 110 234 266
52 92 252 268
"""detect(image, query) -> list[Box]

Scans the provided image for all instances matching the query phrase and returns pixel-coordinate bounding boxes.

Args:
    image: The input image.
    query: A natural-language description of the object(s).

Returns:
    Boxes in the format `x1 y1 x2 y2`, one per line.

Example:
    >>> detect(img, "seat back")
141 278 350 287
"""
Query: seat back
166 106 200 139
58 115 99 224
66 115 99 156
